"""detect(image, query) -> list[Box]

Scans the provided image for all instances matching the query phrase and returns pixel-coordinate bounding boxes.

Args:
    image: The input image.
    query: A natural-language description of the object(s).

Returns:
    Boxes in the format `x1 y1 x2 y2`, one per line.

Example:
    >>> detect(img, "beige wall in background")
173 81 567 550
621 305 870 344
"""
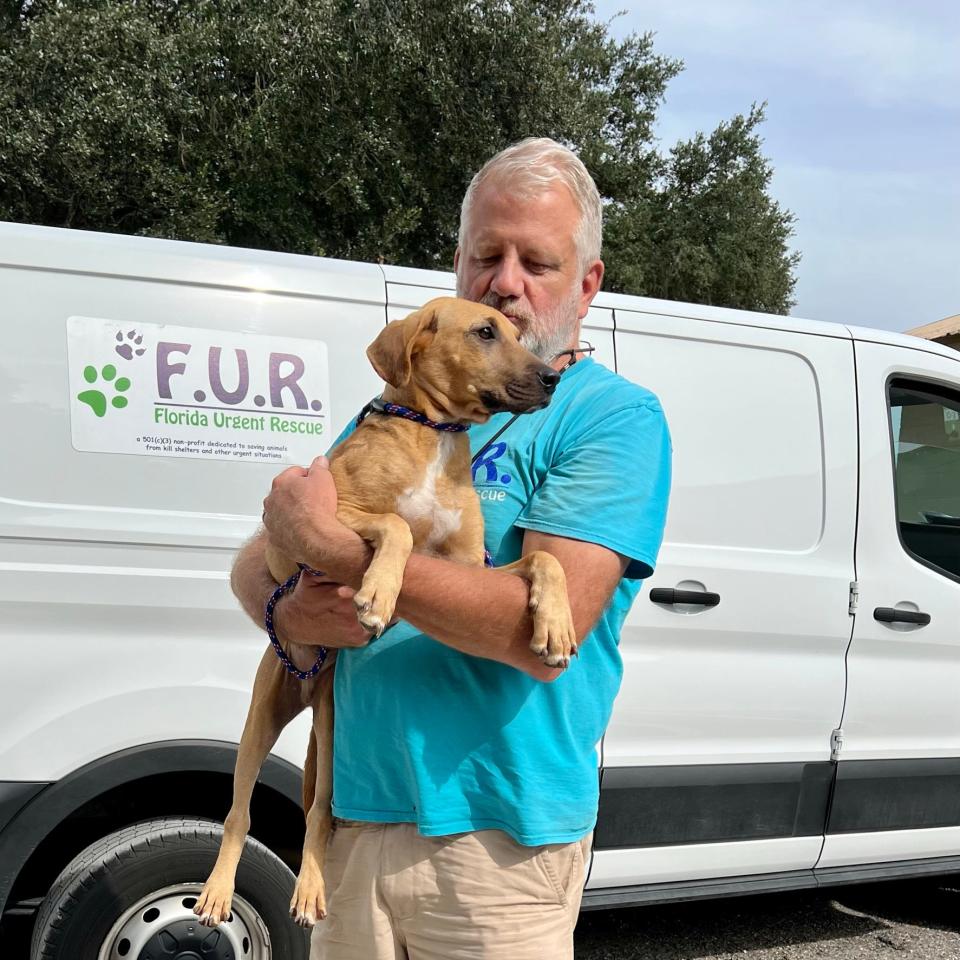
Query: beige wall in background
905 314 960 351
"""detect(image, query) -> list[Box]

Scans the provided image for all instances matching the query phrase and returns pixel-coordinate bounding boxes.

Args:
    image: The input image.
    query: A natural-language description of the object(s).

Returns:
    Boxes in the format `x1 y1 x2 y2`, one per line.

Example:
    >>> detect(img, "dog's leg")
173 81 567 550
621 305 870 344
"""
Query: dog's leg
194 650 304 926
336 506 413 636
290 665 336 926
498 550 578 668
302 725 317 813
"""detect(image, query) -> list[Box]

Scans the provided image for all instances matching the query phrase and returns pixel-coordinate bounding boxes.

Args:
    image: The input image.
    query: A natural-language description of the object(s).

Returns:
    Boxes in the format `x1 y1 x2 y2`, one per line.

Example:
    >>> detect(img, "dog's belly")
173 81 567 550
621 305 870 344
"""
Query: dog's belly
395 433 463 551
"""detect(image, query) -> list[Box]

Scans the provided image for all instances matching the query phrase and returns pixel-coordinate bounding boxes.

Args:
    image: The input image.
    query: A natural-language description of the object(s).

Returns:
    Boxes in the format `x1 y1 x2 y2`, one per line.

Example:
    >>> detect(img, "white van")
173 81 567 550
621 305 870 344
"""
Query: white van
1 221 958 958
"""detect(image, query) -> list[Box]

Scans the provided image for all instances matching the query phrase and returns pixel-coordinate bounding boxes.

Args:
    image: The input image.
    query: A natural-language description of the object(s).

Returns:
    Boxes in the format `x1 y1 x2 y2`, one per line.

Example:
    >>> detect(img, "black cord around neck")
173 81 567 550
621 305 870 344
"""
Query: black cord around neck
470 341 594 466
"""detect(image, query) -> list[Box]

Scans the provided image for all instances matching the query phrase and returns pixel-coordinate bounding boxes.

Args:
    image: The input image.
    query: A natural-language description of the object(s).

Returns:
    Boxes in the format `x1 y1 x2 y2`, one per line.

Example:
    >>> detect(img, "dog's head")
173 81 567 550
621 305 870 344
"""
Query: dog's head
367 297 561 423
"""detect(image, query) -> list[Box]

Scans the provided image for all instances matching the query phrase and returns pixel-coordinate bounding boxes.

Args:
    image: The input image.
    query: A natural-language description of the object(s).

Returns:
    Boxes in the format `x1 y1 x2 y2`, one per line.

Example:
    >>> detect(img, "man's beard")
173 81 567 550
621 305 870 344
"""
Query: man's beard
455 279 582 362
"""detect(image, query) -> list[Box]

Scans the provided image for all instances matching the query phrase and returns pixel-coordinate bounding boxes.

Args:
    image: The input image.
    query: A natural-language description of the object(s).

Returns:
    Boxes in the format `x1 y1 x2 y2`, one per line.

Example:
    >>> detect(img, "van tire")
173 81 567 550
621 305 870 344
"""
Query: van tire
30 817 310 960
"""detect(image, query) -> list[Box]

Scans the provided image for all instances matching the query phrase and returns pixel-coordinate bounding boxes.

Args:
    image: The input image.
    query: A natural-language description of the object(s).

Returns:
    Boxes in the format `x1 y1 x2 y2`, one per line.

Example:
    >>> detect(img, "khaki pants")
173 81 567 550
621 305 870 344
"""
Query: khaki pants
310 819 592 959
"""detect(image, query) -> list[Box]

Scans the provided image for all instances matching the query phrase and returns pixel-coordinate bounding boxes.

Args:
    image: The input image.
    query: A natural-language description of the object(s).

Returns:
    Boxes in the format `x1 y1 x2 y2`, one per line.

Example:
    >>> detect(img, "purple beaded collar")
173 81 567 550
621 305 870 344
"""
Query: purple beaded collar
355 397 468 432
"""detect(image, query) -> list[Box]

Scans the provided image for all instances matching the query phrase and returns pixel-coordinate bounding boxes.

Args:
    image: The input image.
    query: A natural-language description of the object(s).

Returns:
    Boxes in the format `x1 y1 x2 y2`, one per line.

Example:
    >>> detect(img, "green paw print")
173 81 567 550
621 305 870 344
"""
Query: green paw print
78 364 131 417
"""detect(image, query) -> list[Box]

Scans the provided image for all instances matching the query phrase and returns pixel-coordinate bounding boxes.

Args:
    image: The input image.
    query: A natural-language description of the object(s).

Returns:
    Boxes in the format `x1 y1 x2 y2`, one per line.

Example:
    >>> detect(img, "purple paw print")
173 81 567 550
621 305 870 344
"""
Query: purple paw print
115 328 145 361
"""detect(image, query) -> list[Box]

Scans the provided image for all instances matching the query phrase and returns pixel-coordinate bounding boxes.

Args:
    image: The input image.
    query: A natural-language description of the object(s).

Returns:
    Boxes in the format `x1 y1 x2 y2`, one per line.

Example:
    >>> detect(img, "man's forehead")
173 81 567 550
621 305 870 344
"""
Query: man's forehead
466 181 578 255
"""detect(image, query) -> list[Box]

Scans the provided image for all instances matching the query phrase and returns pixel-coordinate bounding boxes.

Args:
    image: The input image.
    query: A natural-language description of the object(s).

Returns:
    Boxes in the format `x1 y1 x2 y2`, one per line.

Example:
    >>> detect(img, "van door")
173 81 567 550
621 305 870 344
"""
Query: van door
818 339 960 872
591 308 858 894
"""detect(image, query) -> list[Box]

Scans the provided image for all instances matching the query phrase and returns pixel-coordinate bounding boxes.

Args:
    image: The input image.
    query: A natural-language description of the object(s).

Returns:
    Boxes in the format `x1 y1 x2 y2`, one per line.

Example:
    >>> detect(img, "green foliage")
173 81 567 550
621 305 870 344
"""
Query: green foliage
0 0 799 313
604 105 801 313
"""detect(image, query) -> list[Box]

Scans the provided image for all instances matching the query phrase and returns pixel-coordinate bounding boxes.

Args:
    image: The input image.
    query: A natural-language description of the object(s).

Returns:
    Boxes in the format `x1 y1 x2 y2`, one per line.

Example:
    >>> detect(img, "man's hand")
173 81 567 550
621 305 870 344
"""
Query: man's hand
274 572 373 649
261 455 350 570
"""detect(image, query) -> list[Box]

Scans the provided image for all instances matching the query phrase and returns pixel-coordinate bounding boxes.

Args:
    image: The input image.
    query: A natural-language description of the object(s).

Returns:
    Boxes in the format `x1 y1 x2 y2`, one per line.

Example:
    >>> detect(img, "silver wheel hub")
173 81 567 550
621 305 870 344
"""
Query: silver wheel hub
97 883 270 960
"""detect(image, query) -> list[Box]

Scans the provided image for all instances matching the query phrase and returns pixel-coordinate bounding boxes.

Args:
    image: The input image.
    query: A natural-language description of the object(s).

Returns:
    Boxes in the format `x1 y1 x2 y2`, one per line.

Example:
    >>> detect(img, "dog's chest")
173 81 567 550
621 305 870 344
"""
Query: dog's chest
395 433 463 550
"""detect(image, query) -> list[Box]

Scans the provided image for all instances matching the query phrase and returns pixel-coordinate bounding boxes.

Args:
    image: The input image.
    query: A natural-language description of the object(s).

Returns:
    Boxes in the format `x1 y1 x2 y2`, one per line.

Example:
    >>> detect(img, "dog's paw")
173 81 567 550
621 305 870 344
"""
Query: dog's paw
290 872 327 927
529 602 578 670
353 580 399 637
193 879 233 927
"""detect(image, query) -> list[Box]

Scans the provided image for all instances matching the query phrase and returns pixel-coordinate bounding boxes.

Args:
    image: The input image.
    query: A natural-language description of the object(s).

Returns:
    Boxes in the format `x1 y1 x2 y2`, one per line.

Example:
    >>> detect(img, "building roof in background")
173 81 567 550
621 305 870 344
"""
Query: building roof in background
905 314 960 340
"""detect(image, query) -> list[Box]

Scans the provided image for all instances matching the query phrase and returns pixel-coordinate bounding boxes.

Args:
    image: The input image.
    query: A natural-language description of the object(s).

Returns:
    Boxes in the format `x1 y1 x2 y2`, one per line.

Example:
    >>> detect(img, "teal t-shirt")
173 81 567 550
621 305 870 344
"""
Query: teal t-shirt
327 357 672 845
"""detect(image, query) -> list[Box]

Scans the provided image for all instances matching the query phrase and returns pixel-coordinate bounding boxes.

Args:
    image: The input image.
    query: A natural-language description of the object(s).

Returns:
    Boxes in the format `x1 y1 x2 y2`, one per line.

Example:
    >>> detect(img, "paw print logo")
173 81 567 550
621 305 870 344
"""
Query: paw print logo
115 328 145 361
77 364 131 418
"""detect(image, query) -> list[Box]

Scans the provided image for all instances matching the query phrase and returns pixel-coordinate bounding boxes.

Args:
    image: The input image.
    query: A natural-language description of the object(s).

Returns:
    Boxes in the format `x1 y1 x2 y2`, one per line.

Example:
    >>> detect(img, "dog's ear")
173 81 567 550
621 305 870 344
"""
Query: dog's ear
366 303 440 387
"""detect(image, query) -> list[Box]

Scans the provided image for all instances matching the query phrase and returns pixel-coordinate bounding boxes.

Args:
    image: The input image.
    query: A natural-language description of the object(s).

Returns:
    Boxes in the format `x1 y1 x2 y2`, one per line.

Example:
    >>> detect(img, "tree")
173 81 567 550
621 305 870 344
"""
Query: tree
604 105 800 313
0 0 799 313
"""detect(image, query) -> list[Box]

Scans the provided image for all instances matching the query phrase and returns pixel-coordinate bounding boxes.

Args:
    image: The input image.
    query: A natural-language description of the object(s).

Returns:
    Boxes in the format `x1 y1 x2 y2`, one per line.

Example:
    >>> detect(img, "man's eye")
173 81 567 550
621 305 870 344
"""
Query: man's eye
477 326 496 341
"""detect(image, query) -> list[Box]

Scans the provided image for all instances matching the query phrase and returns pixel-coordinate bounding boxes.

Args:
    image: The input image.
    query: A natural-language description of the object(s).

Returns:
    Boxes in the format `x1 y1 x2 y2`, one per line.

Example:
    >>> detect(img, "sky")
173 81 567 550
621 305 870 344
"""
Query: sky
590 0 960 333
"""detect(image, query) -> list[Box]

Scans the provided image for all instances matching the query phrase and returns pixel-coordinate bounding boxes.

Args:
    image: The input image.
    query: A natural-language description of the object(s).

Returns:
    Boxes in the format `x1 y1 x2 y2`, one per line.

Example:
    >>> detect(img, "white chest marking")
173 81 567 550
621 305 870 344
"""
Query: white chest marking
396 433 463 548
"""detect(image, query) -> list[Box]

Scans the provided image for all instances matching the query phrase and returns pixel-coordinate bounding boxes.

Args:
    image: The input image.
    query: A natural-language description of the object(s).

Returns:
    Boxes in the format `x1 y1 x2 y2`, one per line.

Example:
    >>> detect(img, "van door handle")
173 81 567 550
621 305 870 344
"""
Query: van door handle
649 588 720 607
873 607 931 625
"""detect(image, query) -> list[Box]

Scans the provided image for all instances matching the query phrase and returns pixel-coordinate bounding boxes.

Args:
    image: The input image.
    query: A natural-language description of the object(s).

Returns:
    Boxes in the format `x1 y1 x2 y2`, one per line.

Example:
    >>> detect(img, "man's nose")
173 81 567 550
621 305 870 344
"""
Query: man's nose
489 254 524 300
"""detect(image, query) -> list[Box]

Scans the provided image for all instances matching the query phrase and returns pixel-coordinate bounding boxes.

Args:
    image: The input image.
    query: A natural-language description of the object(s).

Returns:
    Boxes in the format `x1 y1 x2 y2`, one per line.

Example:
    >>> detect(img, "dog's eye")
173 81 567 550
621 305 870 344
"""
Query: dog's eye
477 326 496 341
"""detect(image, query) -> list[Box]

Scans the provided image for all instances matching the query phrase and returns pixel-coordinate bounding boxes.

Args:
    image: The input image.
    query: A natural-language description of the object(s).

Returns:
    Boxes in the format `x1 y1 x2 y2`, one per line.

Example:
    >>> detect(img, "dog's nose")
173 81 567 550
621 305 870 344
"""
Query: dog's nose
538 369 561 394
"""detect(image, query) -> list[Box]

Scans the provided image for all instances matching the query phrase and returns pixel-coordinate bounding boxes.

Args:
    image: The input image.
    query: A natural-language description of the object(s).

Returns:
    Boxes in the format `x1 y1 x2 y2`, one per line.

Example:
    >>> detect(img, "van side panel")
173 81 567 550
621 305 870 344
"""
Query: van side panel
592 309 858 889
0 232 386 782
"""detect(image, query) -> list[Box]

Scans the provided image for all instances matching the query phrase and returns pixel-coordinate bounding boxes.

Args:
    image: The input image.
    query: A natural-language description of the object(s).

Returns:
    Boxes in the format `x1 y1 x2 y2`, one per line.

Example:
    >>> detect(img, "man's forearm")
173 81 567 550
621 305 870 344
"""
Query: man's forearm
229 531 277 629
397 556 555 679
320 533 554 681
231 528 376 649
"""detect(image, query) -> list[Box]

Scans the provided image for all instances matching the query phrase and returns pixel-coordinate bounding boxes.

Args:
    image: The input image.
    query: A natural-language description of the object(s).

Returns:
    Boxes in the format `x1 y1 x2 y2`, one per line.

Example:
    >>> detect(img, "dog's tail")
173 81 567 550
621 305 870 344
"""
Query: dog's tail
302 726 317 813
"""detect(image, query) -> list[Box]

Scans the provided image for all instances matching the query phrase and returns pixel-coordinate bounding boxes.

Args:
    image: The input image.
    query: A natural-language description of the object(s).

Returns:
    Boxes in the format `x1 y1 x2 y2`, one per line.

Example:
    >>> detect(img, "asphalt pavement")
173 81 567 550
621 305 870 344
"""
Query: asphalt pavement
575 875 960 959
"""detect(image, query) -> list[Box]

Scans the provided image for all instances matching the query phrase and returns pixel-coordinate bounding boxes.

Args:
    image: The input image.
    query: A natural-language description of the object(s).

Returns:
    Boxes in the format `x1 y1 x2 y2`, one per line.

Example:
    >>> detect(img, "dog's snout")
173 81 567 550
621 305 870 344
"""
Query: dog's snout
538 368 561 394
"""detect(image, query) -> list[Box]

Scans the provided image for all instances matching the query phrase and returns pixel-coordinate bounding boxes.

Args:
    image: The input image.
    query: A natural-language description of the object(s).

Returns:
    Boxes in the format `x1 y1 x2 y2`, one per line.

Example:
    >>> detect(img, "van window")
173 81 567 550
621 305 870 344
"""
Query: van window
889 379 960 580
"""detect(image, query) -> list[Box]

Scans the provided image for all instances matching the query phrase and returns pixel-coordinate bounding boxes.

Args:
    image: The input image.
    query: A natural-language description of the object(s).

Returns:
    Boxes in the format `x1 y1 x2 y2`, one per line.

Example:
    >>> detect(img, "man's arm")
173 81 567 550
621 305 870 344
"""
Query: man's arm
393 531 628 681
315 521 626 682
260 458 629 681
230 529 280 626
230 527 374 650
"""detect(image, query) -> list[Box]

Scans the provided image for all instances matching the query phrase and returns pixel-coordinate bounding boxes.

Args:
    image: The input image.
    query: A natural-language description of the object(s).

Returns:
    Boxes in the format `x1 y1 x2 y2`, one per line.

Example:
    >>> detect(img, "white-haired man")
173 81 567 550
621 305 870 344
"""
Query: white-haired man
245 138 672 958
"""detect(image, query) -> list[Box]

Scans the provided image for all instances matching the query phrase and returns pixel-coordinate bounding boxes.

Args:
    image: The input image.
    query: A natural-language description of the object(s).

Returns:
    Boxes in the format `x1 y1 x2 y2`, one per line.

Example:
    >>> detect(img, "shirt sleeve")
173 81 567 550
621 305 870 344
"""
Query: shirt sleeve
515 402 672 579
324 408 361 456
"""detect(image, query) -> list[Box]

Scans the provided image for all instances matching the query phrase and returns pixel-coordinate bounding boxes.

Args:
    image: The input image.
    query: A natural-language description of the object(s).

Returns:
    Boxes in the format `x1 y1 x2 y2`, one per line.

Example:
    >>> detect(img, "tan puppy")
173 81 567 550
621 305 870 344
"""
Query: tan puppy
194 297 577 929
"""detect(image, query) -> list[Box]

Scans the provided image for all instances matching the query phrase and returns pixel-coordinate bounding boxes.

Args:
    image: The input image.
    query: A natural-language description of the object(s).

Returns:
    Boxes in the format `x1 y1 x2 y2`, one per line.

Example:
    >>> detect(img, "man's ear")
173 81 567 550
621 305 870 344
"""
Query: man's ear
366 304 439 387
577 259 605 320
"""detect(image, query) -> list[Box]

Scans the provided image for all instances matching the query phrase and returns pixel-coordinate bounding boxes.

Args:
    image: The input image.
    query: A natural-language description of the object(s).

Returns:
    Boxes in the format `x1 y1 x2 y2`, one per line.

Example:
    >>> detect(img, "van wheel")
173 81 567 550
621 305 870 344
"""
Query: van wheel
31 817 310 960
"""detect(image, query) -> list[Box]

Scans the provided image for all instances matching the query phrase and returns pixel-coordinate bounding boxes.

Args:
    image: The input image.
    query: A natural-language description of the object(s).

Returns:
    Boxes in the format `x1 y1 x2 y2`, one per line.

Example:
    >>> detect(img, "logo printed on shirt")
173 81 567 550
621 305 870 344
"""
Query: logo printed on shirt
472 441 513 484
472 441 513 502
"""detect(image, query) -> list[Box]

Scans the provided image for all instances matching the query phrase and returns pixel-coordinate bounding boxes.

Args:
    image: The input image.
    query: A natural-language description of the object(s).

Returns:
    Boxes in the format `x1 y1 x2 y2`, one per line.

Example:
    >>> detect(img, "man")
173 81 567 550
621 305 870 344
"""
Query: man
239 137 672 958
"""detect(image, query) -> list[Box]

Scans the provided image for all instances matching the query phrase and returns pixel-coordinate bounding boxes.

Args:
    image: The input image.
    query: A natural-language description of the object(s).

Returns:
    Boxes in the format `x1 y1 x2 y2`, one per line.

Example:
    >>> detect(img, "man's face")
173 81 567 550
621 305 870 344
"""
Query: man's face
454 179 603 362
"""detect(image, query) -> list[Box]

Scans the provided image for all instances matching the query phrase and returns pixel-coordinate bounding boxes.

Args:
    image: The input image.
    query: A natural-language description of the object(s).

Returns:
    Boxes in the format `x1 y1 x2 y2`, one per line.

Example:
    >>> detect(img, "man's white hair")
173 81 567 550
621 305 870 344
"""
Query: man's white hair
457 137 602 273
